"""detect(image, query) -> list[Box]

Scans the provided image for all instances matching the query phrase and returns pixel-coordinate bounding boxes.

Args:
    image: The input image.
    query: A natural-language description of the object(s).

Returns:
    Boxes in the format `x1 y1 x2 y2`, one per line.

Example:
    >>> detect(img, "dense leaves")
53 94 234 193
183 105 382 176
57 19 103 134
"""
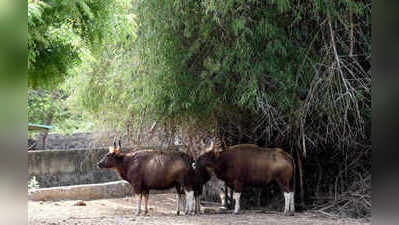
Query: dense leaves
28 0 133 88
81 0 370 150
28 0 135 133
67 0 371 150
28 89 93 134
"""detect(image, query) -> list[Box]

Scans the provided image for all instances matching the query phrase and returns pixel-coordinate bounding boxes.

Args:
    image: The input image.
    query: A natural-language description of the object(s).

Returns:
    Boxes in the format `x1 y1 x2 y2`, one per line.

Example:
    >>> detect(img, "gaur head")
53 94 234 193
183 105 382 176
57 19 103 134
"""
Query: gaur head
97 138 124 169
196 141 218 170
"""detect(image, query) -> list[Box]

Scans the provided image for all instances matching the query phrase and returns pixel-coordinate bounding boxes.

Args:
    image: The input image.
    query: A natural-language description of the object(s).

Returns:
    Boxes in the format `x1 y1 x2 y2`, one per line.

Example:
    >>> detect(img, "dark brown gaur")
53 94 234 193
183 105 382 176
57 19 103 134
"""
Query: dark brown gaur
97 139 197 215
196 142 296 215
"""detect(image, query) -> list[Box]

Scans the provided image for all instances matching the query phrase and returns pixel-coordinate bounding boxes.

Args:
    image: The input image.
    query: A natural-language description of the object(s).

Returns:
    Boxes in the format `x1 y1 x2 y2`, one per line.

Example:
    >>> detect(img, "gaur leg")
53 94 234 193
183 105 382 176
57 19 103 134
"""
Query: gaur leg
220 183 230 209
289 192 295 215
175 185 184 215
135 192 142 216
196 194 201 214
232 192 241 214
277 178 294 216
196 195 200 214
220 188 226 209
143 190 149 215
232 181 244 214
220 192 226 208
194 190 201 214
176 193 181 215
180 193 186 213
283 192 290 215
184 188 195 215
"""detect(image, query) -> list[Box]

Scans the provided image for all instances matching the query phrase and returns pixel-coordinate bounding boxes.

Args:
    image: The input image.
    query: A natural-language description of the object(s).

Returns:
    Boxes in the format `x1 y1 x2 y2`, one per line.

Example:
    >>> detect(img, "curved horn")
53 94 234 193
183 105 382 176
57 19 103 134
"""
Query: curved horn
113 137 117 148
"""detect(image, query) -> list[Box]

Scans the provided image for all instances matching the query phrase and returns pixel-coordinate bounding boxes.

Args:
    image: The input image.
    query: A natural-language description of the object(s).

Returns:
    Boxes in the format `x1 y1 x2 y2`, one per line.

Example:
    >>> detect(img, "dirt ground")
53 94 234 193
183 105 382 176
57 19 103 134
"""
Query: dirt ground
29 193 369 225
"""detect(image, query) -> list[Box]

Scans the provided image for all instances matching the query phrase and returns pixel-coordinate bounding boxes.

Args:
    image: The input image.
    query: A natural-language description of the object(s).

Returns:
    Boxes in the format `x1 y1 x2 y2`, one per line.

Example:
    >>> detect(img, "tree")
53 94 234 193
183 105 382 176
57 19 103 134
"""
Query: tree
28 0 136 138
28 0 134 88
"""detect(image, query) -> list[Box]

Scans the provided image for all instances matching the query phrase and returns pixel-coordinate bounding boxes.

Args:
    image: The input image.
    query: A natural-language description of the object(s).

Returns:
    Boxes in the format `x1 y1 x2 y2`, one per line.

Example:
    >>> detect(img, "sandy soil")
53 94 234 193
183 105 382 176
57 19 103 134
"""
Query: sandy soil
29 193 369 225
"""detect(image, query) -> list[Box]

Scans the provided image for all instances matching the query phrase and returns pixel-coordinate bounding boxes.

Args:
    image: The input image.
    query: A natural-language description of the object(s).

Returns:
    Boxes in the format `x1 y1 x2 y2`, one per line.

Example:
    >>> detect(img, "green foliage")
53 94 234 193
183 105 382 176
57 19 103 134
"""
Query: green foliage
28 0 134 89
127 0 369 131
64 0 370 149
28 88 93 134
70 1 370 150
27 0 135 134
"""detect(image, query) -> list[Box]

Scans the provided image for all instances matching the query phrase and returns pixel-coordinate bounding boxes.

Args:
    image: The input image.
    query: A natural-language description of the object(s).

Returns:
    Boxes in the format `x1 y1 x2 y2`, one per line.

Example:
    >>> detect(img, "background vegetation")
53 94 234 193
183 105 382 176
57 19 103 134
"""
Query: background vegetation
28 0 371 218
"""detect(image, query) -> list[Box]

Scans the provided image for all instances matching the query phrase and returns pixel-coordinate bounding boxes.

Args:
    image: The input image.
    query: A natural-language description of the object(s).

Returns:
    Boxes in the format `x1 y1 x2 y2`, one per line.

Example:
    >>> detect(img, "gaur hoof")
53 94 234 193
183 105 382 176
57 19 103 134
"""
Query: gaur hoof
184 211 195 216
135 211 141 216
283 211 294 216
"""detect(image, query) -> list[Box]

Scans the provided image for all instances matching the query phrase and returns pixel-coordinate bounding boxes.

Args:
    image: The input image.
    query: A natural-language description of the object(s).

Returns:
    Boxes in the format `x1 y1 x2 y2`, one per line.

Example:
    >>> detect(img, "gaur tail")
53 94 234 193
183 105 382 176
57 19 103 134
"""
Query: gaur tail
285 152 296 193
291 155 296 194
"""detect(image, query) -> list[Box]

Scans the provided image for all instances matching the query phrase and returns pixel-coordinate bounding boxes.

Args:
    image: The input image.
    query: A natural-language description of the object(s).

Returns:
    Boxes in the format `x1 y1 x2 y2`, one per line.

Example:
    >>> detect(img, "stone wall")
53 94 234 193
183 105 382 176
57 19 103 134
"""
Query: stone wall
28 148 121 188
28 146 185 188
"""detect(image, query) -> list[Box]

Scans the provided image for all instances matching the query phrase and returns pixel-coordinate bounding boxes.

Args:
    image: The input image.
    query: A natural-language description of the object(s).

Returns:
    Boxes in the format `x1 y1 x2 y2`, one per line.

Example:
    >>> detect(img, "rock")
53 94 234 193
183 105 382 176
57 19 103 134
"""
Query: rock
74 200 86 206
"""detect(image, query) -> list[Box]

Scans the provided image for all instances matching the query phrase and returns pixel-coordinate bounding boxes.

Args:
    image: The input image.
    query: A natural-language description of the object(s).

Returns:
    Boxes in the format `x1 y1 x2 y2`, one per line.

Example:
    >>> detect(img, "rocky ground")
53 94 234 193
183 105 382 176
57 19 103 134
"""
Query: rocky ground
29 193 370 225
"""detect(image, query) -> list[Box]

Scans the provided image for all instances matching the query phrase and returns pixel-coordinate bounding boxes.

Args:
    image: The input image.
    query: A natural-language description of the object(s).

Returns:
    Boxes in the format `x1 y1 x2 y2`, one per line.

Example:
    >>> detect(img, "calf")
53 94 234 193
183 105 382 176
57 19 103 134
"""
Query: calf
97 140 196 215
196 142 295 215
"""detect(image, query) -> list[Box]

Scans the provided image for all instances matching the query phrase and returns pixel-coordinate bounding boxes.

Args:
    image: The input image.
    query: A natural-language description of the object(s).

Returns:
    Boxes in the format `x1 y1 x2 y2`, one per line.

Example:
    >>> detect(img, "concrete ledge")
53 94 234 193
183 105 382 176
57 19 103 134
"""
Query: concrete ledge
29 181 133 201
29 181 176 201
28 148 121 187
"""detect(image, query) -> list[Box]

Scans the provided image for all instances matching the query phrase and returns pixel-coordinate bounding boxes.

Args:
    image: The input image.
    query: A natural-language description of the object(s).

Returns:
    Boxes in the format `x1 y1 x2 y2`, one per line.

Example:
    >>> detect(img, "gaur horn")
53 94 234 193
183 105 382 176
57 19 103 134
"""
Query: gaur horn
113 137 117 148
